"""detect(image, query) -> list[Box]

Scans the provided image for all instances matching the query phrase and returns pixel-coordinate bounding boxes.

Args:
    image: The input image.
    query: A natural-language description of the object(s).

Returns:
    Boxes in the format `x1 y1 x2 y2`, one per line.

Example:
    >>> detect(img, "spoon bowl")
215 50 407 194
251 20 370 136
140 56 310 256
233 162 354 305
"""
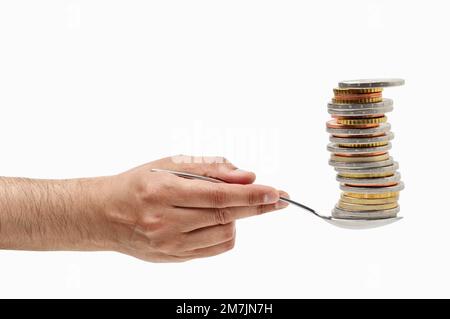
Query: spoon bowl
279 197 402 229
323 216 403 230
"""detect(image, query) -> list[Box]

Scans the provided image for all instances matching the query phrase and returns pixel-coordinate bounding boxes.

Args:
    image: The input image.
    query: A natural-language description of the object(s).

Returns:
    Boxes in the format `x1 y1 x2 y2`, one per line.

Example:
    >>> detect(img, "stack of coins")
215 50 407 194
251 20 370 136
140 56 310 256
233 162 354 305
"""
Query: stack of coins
326 79 405 220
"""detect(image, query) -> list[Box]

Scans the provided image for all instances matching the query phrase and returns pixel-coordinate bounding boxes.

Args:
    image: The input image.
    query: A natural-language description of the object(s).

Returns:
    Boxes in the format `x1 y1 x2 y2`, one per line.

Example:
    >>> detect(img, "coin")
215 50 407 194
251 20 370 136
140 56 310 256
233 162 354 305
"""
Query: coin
340 195 398 205
327 143 392 154
334 92 382 98
326 119 379 129
334 92 383 99
326 123 391 136
343 191 400 199
338 171 394 178
332 132 386 138
341 175 400 187
327 98 393 110
330 153 390 162
332 206 399 219
333 97 383 104
338 171 399 179
339 182 405 194
337 116 387 125
332 114 384 119
334 162 399 174
346 182 399 188
338 78 405 88
328 106 394 117
334 87 383 95
330 132 394 145
333 151 388 157
337 201 398 211
338 141 389 148
329 158 394 169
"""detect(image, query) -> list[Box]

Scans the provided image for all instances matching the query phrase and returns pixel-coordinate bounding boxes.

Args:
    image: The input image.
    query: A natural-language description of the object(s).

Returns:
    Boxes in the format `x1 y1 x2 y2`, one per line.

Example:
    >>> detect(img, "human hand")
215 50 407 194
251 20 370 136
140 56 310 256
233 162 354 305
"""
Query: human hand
100 155 289 262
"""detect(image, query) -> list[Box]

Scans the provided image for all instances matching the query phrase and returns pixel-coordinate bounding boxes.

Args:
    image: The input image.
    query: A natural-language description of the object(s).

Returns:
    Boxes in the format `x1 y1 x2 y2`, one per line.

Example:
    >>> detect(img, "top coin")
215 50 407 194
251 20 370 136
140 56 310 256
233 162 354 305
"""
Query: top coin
338 78 405 88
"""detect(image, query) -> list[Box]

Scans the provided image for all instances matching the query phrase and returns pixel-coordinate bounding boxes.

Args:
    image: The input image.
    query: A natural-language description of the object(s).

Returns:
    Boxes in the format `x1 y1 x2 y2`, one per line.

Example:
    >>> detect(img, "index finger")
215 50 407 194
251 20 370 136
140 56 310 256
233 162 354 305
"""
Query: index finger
172 178 280 208
176 191 290 232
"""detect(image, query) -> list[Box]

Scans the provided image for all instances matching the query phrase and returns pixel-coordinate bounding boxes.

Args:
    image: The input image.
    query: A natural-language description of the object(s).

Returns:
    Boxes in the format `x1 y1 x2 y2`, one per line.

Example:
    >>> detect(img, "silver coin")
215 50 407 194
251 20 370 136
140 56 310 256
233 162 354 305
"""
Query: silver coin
330 132 394 144
335 162 399 174
327 143 391 154
328 106 393 117
329 158 394 169
336 172 401 185
339 182 405 194
328 98 393 110
338 78 405 88
332 206 399 220
326 123 391 136
330 153 392 162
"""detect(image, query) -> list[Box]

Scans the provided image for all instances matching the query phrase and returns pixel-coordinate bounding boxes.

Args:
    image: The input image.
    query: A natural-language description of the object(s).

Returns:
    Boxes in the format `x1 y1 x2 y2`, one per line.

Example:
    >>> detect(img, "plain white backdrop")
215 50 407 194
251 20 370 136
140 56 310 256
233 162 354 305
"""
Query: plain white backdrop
0 0 449 298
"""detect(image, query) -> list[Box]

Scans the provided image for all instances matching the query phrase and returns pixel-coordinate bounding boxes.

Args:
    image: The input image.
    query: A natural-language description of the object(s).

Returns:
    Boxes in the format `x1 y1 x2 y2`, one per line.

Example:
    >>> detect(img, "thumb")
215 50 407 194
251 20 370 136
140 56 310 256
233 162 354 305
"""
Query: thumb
155 155 256 184
212 166 256 185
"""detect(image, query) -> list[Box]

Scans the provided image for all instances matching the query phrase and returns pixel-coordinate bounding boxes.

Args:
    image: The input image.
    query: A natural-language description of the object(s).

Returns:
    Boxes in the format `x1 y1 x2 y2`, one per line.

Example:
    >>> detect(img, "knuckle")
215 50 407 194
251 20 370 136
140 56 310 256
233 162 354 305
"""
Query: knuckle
219 156 228 163
170 238 185 253
143 175 170 202
221 223 235 241
148 175 182 204
170 154 191 164
224 238 236 251
216 157 235 169
214 208 232 225
210 187 228 208
206 156 227 165
247 189 264 206
256 204 266 215
158 236 184 254
216 156 228 165
141 180 157 201
205 157 234 171
138 213 165 233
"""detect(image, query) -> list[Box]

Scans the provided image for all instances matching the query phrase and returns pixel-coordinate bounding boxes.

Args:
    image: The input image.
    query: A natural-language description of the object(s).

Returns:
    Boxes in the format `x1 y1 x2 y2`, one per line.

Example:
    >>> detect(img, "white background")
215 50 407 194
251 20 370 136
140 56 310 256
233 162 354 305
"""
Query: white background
0 0 449 298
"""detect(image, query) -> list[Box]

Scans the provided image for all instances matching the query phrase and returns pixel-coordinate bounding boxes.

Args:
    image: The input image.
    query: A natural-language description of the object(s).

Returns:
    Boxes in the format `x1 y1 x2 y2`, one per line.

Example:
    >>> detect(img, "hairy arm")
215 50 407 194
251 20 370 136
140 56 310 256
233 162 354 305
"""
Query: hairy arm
0 177 111 251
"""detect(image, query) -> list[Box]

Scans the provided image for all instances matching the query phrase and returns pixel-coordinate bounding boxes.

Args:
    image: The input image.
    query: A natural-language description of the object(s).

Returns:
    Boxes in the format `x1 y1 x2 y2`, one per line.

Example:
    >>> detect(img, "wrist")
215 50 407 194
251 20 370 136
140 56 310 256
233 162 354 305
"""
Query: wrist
71 176 119 251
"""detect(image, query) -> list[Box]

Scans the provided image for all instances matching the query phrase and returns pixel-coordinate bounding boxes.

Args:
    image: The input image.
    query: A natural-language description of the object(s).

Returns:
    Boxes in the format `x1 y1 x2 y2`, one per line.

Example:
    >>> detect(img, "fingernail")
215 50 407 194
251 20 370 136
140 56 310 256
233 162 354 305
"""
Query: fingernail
263 192 279 204
235 168 250 173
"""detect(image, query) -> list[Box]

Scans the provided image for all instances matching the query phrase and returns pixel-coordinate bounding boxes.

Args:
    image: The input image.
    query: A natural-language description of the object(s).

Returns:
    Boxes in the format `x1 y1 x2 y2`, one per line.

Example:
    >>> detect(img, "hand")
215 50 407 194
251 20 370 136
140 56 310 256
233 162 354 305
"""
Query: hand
101 155 289 262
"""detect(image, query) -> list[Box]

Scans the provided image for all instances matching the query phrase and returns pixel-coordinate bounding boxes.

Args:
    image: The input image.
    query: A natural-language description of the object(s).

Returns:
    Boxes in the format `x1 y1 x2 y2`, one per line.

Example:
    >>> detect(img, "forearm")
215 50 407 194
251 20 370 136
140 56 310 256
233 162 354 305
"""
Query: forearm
0 176 112 251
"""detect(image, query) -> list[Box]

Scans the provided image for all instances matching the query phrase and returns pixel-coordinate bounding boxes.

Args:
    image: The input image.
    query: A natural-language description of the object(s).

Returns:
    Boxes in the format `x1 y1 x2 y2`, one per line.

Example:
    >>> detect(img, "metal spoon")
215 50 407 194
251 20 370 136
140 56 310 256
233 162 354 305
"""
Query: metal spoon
150 168 402 230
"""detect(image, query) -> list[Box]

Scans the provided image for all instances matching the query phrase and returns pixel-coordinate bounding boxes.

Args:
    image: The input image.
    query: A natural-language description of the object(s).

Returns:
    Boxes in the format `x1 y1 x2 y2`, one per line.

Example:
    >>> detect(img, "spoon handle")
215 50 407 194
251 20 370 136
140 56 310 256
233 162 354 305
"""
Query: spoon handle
150 168 322 218
278 197 323 218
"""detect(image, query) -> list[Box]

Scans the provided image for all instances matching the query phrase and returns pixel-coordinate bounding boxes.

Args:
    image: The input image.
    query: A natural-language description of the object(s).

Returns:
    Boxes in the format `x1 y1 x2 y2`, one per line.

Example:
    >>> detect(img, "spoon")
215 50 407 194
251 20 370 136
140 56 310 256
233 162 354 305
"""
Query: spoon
150 168 402 230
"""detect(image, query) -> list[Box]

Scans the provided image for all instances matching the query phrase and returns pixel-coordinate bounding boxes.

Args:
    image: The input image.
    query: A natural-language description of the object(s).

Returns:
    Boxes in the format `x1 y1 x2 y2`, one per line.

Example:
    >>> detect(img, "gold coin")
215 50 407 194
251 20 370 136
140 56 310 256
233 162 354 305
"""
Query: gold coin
338 201 398 211
333 88 383 95
338 171 394 178
337 116 387 125
332 97 383 104
333 92 382 100
331 153 390 163
340 195 398 205
343 191 400 199
338 141 389 148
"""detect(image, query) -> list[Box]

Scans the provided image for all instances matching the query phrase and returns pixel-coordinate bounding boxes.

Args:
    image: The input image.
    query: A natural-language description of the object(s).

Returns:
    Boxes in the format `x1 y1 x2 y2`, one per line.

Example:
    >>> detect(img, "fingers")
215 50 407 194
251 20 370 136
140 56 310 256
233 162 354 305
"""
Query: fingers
153 155 256 184
171 178 280 208
178 238 236 259
180 222 236 251
177 191 290 231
